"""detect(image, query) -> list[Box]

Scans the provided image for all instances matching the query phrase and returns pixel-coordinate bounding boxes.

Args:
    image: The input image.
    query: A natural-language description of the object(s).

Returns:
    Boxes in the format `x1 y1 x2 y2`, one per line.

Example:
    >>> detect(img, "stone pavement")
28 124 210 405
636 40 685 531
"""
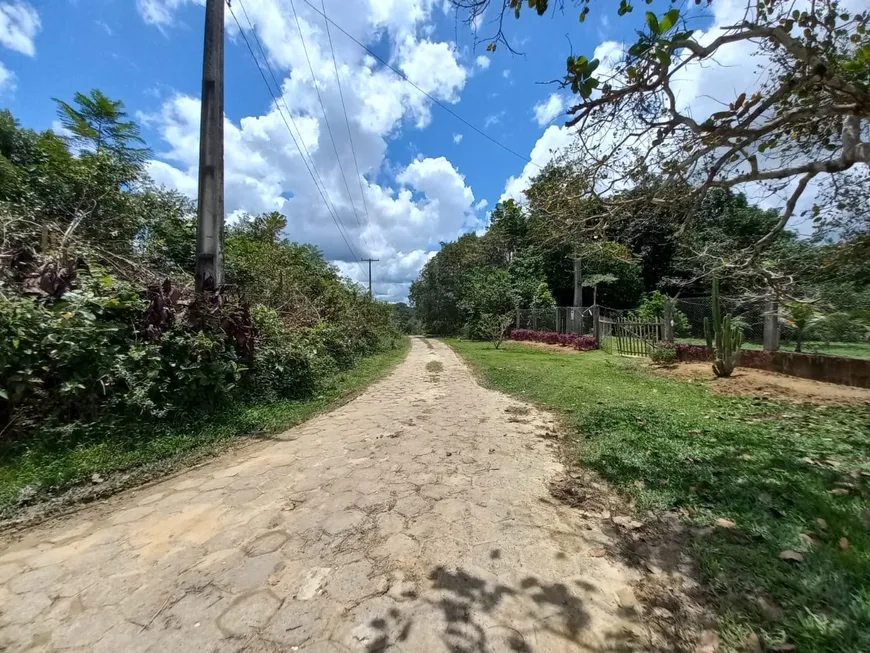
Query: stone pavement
0 337 644 652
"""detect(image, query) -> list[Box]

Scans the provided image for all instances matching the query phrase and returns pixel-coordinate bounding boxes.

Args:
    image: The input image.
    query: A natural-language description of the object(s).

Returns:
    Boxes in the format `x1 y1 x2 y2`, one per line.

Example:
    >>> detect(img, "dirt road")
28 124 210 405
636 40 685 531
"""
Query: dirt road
0 338 644 652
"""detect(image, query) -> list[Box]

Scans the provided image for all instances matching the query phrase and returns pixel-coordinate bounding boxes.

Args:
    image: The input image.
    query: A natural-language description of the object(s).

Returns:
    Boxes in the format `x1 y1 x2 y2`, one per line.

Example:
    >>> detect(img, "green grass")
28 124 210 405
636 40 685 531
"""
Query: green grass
447 339 870 653
677 338 870 359
0 338 410 514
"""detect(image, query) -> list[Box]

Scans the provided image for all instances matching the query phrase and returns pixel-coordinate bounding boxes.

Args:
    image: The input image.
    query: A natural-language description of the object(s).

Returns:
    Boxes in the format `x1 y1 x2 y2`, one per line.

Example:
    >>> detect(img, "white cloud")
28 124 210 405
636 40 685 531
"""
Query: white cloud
501 69 510 78
452 133 463 144
501 124 574 203
532 93 564 127
0 60 12 92
475 54 490 69
0 1 40 56
139 0 475 301
474 198 488 212
136 0 203 28
484 112 503 129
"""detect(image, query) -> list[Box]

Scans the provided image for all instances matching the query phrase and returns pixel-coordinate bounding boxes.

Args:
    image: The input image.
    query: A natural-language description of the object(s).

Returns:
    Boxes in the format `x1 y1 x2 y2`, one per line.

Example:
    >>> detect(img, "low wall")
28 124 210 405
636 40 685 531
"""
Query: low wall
741 350 870 389
674 343 870 388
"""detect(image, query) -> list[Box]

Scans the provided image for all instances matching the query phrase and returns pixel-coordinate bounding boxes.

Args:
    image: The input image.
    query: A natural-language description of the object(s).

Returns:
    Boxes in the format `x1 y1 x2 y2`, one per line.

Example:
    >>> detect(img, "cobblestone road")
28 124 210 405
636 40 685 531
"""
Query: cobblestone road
0 338 643 652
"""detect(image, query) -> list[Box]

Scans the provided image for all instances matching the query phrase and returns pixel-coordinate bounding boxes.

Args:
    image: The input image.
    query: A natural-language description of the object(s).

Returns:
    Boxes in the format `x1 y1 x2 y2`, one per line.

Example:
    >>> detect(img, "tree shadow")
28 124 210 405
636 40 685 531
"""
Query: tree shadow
363 560 641 653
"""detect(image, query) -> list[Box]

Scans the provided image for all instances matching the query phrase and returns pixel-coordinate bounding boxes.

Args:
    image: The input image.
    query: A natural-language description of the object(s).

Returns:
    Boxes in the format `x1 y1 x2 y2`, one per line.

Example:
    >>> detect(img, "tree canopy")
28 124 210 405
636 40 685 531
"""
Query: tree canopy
450 0 870 287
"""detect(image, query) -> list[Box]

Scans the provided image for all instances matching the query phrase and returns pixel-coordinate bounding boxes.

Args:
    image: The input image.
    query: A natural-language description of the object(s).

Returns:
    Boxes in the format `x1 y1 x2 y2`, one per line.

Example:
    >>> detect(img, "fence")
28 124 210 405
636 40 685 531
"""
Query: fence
515 296 869 358
675 296 768 345
515 307 592 335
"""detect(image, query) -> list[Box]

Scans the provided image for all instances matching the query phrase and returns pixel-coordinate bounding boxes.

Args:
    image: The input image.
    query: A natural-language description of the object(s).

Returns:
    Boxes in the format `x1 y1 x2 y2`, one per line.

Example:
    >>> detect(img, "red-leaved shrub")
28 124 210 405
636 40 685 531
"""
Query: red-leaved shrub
510 329 598 351
674 343 710 362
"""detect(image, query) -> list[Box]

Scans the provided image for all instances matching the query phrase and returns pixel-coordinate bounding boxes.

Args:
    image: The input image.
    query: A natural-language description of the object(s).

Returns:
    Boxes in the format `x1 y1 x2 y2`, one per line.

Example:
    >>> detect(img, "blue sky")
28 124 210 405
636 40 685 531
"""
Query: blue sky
1 0 718 300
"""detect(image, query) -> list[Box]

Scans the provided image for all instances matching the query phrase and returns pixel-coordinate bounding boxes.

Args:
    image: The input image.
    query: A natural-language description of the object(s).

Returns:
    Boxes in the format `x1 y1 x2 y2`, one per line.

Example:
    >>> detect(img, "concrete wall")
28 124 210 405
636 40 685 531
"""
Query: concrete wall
740 350 870 389
673 344 870 388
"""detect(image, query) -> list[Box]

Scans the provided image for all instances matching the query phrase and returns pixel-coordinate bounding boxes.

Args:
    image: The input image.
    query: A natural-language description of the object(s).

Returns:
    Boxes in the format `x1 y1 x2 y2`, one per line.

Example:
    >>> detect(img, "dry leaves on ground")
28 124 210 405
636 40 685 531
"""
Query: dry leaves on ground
779 550 804 562
716 518 736 529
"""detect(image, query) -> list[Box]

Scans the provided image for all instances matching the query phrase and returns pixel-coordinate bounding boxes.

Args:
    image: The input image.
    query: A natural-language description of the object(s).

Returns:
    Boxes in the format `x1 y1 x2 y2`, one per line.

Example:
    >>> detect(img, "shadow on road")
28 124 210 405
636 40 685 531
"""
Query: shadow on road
362 554 642 653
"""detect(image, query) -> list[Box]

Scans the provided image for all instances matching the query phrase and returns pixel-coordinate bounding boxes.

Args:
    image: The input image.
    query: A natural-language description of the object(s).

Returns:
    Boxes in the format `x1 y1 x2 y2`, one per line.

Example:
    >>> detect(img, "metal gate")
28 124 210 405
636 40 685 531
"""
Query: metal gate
599 316 663 357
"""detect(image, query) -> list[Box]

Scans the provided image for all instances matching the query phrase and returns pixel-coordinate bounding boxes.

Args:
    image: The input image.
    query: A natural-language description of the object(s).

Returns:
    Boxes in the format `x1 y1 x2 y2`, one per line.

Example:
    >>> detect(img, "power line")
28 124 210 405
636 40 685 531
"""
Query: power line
320 0 374 247
301 0 539 169
229 0 366 276
288 0 371 250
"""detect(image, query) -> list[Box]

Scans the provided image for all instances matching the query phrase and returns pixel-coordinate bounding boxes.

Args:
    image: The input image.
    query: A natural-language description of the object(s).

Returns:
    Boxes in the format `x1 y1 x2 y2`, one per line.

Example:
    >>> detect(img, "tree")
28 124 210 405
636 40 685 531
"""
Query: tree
450 0 870 288
410 233 483 335
531 281 556 311
782 302 825 352
582 273 616 306
54 89 150 164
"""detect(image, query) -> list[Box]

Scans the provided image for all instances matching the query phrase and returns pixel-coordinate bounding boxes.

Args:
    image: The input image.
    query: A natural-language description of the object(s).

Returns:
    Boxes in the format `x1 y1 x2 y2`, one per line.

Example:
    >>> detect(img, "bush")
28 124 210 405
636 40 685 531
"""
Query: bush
511 329 598 351
674 343 710 362
650 342 678 364
249 305 337 400
631 291 690 336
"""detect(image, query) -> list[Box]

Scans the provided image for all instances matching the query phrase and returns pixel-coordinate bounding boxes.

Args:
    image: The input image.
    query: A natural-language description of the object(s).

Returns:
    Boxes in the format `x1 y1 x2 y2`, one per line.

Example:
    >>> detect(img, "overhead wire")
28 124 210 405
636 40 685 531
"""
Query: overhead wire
301 0 540 169
229 0 367 277
287 0 372 251
320 0 374 249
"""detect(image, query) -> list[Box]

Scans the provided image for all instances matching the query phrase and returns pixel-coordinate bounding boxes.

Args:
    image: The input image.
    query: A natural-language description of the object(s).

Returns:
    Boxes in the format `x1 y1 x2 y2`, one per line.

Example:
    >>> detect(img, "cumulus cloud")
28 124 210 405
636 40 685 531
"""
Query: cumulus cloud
532 93 564 127
475 54 490 69
139 0 475 300
0 1 39 56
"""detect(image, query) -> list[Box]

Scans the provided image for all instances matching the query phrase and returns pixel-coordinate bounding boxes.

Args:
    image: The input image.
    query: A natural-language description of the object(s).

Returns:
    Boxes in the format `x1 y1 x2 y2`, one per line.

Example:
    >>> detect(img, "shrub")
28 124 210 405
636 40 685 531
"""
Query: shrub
631 291 690 336
674 343 710 362
249 305 337 400
480 313 515 349
510 329 598 351
650 342 678 364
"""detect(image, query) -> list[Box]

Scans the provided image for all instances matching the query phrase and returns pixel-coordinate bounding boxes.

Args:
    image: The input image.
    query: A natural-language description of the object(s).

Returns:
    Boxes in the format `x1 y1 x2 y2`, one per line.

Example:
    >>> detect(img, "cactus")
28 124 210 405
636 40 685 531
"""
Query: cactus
704 278 743 377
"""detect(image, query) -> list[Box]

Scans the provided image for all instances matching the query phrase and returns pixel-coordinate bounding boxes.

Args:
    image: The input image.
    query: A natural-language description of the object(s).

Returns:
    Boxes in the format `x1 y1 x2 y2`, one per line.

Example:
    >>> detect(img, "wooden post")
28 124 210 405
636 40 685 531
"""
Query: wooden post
515 307 520 329
763 297 780 351
592 304 600 343
663 298 675 343
195 0 225 292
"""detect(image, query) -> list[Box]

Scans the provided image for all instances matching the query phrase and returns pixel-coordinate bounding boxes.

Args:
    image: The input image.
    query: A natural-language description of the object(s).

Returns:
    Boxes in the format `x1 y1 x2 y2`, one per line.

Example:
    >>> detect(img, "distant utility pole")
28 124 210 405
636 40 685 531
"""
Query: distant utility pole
361 258 379 298
572 246 583 335
195 0 225 293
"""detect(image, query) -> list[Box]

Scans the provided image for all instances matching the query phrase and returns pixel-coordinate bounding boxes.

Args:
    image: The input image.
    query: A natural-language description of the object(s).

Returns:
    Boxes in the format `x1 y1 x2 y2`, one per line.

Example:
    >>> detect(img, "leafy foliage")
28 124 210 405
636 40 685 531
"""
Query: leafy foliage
630 291 690 337
650 341 678 365
511 329 598 351
0 93 401 495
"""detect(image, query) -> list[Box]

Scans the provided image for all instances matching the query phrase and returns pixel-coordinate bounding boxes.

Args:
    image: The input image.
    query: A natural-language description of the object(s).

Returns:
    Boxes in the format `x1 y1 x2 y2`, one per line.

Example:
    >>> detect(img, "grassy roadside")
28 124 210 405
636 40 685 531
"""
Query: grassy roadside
447 339 870 653
0 338 410 517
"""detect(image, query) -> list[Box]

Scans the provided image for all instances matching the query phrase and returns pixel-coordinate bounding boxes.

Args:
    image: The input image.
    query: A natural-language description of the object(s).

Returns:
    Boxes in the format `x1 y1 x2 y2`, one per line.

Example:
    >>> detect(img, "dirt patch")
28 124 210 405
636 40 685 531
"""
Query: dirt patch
654 362 870 405
504 405 530 416
511 341 581 354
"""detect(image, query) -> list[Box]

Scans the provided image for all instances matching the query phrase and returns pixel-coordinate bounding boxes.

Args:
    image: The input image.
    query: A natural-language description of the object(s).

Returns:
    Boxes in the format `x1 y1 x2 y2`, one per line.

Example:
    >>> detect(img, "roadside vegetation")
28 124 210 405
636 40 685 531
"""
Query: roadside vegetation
0 91 405 512
448 340 870 653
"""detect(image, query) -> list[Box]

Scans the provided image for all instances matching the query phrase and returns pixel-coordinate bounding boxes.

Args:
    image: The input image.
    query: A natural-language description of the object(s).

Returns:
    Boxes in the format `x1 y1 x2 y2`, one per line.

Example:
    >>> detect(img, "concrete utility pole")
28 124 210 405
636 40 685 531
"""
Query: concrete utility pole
572 246 583 335
195 0 225 293
362 258 379 298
